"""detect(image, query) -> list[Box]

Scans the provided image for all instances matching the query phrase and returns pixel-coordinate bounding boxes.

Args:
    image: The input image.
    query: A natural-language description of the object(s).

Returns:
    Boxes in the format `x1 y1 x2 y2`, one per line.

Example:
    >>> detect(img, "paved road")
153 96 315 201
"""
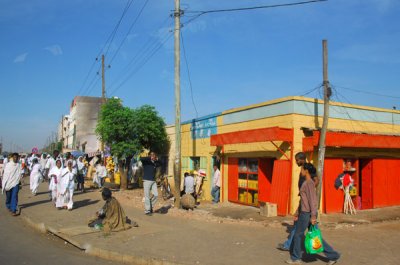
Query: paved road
0 194 121 265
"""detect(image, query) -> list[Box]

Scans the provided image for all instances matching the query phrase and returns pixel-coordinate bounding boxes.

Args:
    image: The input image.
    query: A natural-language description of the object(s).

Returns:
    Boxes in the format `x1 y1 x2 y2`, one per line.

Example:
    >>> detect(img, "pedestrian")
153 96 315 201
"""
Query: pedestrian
278 152 320 251
0 156 5 189
39 154 48 181
195 169 206 202
1 153 23 216
211 165 221 204
45 150 60 178
76 156 86 192
94 159 107 188
57 160 75 210
29 158 42 195
140 151 161 215
286 163 340 264
49 159 62 204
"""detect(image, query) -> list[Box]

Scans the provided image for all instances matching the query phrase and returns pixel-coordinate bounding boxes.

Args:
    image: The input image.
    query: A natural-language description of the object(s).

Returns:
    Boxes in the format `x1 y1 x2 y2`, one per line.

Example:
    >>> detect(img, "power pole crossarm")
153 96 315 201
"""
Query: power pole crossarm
317 39 331 213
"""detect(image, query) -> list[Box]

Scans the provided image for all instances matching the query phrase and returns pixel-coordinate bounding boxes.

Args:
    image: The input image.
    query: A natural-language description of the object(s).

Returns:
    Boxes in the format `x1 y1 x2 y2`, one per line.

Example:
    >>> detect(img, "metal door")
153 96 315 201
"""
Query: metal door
360 159 373 209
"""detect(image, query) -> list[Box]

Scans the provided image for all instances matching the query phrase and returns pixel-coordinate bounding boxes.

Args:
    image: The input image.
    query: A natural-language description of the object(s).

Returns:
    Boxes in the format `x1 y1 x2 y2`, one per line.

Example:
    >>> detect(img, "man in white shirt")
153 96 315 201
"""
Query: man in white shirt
211 165 221 204
184 171 195 196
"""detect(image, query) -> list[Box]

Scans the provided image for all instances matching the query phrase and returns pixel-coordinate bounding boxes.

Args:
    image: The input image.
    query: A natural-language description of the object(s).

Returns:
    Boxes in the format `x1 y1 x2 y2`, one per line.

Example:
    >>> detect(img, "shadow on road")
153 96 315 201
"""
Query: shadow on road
20 199 51 209
155 205 172 214
73 199 100 210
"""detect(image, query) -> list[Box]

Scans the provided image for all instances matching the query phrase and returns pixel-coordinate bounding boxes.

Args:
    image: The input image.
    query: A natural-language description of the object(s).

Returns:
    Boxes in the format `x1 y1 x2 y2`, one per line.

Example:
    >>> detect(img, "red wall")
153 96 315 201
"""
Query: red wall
269 160 292 216
323 158 345 213
372 159 400 208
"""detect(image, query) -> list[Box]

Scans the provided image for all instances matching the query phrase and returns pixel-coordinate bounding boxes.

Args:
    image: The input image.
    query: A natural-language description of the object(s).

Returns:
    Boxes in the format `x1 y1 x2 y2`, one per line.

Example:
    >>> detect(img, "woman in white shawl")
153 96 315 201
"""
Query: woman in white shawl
57 160 76 210
2 153 23 216
49 160 62 204
29 158 42 195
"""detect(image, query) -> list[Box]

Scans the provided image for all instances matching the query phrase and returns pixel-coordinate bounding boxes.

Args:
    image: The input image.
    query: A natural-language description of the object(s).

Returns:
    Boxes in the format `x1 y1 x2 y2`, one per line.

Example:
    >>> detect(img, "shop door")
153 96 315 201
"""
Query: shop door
372 159 400 208
270 160 291 216
227 158 238 203
323 158 344 213
258 158 273 203
360 159 372 209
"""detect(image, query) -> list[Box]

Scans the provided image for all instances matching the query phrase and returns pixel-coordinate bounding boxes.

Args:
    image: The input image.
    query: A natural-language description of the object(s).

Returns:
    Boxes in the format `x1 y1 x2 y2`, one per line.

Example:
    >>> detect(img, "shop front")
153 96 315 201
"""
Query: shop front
303 130 400 213
211 126 293 216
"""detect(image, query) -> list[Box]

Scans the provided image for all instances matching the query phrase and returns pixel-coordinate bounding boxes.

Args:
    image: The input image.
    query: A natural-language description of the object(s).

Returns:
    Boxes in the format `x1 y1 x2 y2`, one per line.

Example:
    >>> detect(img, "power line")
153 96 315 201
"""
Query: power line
183 0 327 26
299 83 323 97
181 31 198 118
75 0 133 97
109 0 150 65
108 16 172 89
109 31 174 96
104 0 135 58
333 84 400 99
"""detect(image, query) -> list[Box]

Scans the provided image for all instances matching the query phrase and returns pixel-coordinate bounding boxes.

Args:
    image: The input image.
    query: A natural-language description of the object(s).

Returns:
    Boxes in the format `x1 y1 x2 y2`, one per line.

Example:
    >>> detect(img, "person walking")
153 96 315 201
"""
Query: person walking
76 156 86 192
286 163 340 265
29 158 42 195
211 165 221 204
278 152 319 251
1 153 23 216
140 151 161 215
58 160 76 210
49 159 63 204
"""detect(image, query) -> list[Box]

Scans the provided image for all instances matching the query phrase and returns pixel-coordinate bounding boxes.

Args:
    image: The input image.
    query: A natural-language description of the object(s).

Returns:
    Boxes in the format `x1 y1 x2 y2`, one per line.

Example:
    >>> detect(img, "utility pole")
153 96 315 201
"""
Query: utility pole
100 54 106 152
101 54 106 102
317 40 331 212
173 0 182 208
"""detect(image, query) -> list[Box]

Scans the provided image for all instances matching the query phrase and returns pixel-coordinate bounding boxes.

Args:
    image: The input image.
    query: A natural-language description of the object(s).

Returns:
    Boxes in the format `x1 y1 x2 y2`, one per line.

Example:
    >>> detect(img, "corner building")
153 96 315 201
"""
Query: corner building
168 96 400 215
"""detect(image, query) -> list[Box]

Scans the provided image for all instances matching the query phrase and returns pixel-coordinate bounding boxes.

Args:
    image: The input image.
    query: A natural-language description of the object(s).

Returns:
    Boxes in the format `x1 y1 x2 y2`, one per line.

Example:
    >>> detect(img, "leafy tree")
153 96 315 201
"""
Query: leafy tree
96 98 169 189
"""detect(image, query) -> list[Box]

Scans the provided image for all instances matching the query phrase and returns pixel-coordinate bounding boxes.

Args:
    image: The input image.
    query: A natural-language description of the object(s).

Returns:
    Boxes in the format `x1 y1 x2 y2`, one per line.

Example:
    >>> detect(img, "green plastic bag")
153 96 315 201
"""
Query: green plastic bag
305 225 324 254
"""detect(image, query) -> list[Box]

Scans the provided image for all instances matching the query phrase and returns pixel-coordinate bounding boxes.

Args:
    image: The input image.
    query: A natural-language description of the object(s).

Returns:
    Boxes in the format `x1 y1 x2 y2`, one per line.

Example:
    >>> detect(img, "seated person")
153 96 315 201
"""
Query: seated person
184 171 195 197
88 188 137 233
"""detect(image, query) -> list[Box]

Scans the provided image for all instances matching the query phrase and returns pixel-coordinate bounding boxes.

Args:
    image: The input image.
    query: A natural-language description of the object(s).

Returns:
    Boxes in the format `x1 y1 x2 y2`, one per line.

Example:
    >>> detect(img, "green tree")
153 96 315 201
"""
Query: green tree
96 98 169 189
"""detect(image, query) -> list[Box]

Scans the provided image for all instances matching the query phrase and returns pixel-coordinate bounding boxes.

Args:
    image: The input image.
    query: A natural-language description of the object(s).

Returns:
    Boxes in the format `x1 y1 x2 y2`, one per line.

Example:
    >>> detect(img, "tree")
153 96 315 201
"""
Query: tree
96 98 169 189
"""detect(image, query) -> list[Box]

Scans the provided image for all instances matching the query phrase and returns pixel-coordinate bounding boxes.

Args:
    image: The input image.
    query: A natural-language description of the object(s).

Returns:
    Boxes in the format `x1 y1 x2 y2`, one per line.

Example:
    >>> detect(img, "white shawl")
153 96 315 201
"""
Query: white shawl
2 161 22 193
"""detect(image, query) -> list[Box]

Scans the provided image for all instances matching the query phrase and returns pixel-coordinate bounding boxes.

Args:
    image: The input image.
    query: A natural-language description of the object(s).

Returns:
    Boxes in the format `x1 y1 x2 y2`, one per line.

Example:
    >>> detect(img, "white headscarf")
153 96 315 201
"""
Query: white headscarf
77 156 84 171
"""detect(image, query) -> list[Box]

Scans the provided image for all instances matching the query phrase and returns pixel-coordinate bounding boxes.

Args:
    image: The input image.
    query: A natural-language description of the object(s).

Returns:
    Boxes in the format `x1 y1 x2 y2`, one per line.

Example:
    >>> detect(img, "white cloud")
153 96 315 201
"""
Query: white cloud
44 45 63 56
13 52 28 63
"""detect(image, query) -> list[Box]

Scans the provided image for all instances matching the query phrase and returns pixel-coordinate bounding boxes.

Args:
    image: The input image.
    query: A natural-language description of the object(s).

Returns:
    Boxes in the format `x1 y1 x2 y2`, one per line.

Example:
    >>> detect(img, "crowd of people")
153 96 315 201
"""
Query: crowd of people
0 150 91 213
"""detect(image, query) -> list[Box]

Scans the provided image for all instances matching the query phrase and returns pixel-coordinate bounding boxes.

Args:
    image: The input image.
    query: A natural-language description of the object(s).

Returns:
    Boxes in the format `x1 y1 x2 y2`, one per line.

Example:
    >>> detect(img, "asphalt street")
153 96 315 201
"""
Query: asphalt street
0 191 122 265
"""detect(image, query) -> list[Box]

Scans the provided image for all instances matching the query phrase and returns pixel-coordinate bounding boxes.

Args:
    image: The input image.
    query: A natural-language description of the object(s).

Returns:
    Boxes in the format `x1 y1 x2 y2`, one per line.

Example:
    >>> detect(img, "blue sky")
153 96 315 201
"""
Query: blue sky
1 0 399 152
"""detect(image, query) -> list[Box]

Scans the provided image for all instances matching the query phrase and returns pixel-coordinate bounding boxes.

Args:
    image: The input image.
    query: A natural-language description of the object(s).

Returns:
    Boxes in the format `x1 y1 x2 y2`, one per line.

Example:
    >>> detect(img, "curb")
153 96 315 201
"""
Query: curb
20 213 185 265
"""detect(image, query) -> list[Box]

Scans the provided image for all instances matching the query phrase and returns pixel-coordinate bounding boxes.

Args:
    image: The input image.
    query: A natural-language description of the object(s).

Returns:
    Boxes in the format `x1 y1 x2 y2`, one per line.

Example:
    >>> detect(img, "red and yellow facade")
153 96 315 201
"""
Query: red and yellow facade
167 96 400 215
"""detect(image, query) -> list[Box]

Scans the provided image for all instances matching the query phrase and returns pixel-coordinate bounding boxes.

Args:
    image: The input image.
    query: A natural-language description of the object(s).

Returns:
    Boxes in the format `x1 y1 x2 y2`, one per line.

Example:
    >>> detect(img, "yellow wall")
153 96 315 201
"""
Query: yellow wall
166 96 400 213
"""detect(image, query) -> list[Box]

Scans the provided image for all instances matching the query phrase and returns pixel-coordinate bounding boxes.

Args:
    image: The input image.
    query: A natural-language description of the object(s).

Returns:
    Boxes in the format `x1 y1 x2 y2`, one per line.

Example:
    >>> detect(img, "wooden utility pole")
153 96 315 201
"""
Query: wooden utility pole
173 0 182 208
317 40 331 211
101 54 106 101
100 54 106 153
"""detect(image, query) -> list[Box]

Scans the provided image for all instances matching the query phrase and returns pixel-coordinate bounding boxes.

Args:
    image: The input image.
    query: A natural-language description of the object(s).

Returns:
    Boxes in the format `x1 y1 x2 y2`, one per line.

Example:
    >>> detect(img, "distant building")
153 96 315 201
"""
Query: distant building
59 96 103 154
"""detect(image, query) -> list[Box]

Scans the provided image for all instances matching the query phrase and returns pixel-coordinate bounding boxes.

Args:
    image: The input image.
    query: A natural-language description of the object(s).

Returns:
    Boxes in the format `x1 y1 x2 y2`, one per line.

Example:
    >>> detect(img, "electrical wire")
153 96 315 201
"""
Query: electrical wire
104 0 135 58
75 0 134 97
109 31 174 96
183 0 327 26
299 83 323 97
181 30 198 118
108 16 172 89
109 0 150 65
333 84 400 99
